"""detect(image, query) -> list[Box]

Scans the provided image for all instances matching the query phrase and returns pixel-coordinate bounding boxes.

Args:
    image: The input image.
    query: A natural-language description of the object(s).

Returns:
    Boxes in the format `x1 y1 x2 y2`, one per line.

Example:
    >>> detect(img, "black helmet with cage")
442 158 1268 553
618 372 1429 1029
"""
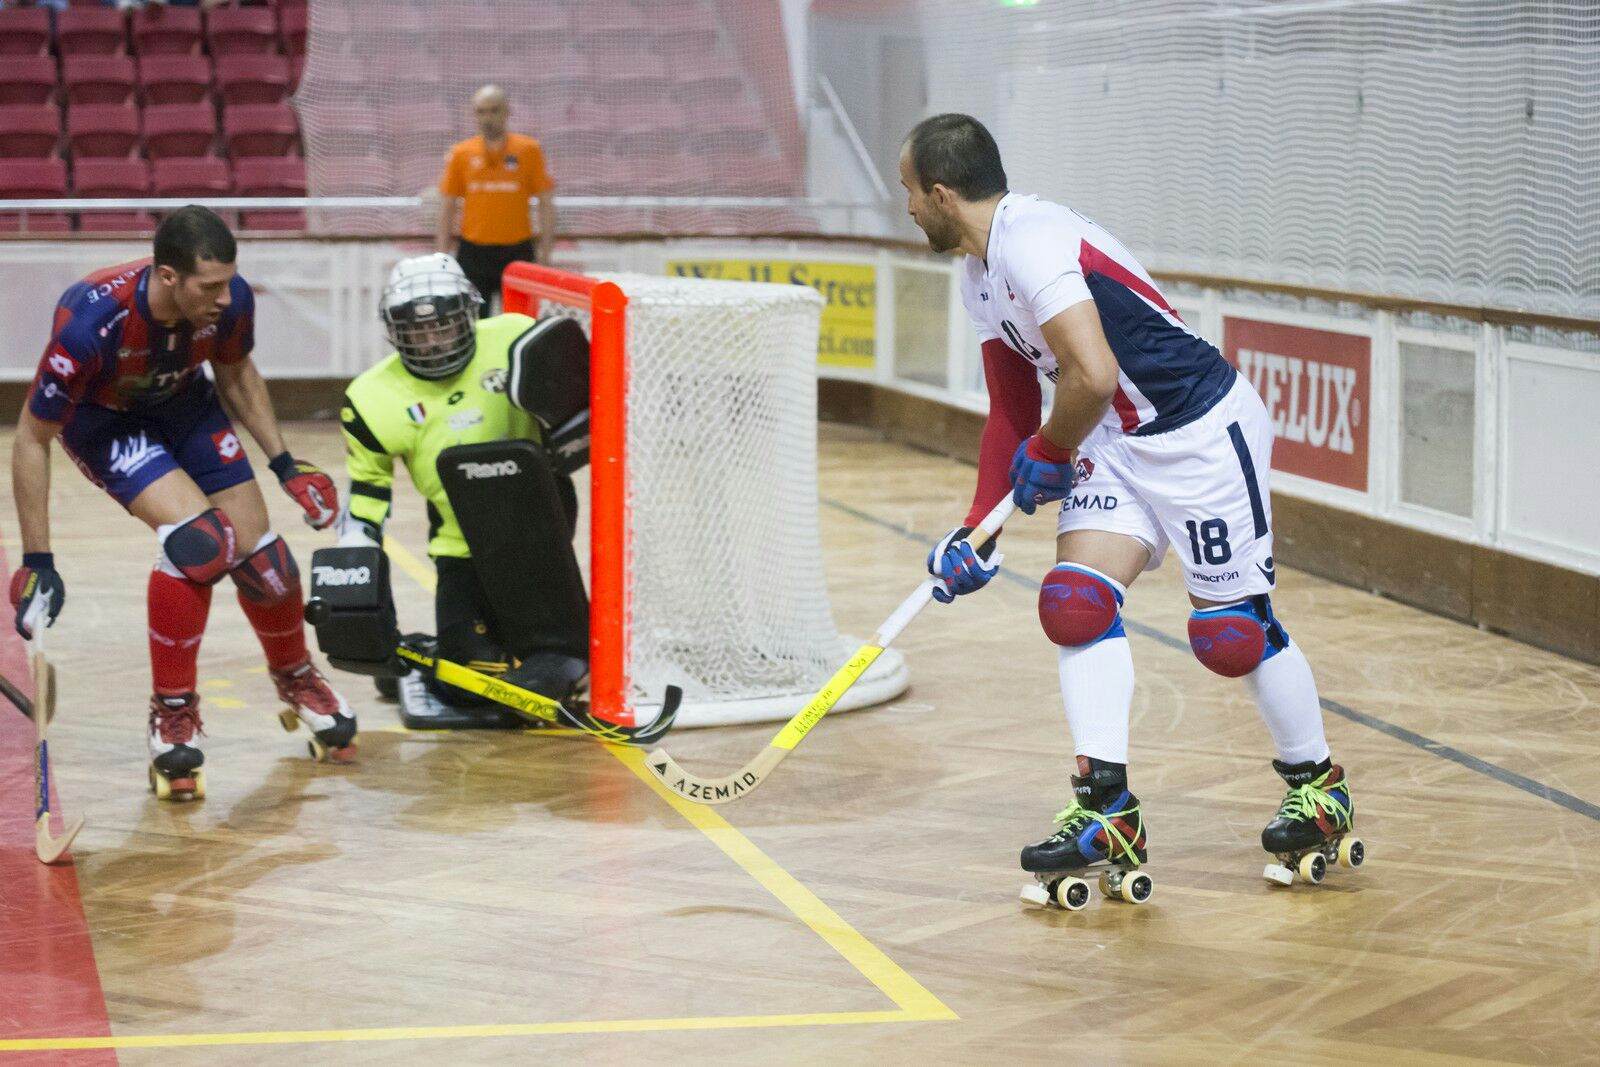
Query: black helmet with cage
379 253 484 379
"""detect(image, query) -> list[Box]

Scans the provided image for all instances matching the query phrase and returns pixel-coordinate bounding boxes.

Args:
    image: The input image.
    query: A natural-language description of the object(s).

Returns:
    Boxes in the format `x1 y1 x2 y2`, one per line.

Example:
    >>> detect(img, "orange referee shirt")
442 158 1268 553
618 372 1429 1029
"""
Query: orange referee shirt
439 133 556 246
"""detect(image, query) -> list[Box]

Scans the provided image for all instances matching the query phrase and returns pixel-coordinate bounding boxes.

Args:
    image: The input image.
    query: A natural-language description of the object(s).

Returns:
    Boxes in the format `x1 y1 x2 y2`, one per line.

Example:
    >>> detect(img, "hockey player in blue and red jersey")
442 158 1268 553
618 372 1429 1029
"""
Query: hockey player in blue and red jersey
900 115 1360 905
9 206 357 800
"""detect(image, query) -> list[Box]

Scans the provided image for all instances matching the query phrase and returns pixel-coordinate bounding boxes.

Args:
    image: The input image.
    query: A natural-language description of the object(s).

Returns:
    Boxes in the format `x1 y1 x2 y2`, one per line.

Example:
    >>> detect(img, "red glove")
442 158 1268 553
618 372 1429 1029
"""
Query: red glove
269 452 338 529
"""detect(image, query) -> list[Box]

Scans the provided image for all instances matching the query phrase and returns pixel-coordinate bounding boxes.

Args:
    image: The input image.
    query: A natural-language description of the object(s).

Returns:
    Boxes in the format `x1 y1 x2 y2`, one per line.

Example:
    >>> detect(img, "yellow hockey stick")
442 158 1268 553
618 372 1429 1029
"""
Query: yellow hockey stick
646 495 1015 805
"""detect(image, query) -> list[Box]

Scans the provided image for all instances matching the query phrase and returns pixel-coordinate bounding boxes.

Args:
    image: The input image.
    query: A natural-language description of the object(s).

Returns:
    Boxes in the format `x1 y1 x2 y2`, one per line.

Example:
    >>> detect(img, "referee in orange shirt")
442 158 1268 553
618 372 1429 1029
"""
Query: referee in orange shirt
436 85 557 313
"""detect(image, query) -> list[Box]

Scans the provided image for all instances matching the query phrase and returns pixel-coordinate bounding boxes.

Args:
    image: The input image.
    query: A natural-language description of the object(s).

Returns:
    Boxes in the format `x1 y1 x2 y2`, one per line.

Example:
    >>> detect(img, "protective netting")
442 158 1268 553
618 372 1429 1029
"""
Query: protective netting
293 0 812 237
912 0 1600 322
543 272 908 727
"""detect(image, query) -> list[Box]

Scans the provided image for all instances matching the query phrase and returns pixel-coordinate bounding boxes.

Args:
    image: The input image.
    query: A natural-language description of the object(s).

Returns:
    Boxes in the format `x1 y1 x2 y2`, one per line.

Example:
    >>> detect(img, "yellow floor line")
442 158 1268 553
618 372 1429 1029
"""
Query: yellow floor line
1 537 954 1053
384 535 956 1023
0 1011 920 1052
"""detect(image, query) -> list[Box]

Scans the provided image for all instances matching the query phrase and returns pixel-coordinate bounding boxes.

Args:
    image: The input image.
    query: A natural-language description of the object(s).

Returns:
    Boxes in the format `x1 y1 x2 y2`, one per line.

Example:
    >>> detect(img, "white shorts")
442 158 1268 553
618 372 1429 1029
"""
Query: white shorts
1056 375 1277 603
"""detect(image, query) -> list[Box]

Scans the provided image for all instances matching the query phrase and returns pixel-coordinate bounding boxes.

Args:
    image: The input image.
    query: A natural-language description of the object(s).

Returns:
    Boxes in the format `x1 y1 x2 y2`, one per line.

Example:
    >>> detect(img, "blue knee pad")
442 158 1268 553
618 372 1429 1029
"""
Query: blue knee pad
1188 594 1289 677
1039 563 1126 647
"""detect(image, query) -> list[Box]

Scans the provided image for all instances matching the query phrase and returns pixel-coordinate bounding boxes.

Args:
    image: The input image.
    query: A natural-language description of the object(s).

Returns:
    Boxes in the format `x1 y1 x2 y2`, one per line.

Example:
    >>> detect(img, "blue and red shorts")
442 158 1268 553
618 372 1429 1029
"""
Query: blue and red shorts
59 377 256 509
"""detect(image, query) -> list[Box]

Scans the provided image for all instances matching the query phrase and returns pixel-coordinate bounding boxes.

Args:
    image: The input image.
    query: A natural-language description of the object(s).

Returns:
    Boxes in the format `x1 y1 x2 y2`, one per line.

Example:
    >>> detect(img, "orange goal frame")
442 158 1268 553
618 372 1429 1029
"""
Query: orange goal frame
501 262 633 726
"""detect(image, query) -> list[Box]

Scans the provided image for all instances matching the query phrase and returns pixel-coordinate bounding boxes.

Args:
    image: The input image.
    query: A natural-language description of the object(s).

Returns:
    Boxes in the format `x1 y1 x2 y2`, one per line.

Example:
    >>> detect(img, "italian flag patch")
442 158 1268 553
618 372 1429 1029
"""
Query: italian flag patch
407 403 426 424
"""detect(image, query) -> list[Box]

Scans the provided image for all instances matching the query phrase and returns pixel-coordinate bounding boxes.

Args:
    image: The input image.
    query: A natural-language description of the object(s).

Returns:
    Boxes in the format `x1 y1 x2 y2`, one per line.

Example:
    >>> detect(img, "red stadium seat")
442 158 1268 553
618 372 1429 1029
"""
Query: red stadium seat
55 9 129 56
139 55 213 106
63 55 136 107
73 157 153 232
0 158 70 232
131 6 203 57
233 156 304 197
0 9 52 57
216 54 290 106
223 103 298 157
0 104 62 158
143 102 217 159
0 56 58 107
206 8 280 56
72 156 151 197
238 210 305 231
152 156 232 197
66 103 140 158
278 4 308 57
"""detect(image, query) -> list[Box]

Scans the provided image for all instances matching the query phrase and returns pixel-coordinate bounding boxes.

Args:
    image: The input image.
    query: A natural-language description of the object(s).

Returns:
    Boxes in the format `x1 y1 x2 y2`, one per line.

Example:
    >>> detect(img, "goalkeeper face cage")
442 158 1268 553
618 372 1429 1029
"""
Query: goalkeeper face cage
381 256 483 380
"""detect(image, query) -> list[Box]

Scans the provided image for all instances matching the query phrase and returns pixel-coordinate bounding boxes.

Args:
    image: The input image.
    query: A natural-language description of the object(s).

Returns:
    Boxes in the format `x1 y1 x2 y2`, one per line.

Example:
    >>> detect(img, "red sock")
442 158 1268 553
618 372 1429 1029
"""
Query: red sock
149 569 212 697
235 584 309 673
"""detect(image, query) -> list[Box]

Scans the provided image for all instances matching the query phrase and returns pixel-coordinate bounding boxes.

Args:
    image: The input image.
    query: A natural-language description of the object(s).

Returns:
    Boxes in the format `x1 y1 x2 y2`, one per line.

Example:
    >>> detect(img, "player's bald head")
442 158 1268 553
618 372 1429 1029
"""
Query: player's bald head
473 85 510 138
473 84 508 110
903 113 1008 202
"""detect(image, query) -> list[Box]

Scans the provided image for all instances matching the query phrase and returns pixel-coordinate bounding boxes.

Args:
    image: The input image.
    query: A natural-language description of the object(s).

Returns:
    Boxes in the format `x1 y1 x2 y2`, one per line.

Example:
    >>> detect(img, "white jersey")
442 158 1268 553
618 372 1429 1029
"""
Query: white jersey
959 193 1236 436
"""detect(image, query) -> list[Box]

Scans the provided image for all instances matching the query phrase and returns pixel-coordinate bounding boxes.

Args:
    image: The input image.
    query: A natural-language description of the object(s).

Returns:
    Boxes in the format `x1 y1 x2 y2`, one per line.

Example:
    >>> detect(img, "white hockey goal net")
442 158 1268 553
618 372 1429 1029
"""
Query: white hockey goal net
502 264 909 729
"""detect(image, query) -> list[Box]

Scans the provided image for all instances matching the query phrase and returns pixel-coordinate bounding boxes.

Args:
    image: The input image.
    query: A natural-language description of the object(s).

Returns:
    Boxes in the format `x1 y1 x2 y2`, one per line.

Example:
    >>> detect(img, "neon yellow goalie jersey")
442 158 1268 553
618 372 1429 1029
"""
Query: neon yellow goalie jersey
341 312 542 558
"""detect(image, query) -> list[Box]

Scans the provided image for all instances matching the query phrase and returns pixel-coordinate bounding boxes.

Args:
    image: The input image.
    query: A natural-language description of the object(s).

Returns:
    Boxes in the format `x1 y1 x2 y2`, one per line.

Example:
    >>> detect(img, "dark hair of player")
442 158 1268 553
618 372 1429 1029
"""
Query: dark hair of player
153 206 238 275
904 113 1008 201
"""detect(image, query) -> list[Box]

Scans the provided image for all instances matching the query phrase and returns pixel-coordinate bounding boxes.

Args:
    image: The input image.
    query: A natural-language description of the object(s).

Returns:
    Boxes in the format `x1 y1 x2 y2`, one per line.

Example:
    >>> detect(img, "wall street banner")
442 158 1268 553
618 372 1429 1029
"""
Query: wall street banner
666 259 876 370
1223 318 1371 492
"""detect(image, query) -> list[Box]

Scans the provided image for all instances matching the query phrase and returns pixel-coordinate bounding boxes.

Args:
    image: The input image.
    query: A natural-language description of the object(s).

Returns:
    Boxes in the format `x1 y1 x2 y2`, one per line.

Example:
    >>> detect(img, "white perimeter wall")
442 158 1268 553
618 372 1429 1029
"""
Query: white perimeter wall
0 236 1595 578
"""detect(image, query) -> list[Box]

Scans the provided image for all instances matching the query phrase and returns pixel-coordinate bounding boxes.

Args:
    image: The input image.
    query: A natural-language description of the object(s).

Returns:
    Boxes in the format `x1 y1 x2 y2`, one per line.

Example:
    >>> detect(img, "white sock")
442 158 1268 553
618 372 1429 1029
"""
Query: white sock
1245 639 1330 765
1057 636 1135 764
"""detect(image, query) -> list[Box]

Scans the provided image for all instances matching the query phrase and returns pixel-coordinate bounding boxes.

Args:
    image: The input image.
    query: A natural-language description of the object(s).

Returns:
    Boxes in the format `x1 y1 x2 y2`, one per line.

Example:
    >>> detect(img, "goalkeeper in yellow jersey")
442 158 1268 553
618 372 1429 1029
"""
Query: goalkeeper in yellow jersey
312 253 591 728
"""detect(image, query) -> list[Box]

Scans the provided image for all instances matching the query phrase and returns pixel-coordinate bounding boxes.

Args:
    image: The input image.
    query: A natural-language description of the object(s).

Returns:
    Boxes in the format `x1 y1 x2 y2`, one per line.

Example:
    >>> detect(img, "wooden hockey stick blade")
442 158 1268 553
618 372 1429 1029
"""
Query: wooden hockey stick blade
36 810 85 865
33 651 83 864
646 644 886 804
644 494 1018 806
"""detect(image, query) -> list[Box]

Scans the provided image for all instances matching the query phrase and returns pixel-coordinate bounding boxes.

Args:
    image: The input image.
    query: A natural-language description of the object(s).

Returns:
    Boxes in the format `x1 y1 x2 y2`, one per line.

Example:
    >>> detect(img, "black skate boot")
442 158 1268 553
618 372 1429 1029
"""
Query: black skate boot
148 692 205 801
1261 758 1363 886
1020 756 1152 910
272 661 358 763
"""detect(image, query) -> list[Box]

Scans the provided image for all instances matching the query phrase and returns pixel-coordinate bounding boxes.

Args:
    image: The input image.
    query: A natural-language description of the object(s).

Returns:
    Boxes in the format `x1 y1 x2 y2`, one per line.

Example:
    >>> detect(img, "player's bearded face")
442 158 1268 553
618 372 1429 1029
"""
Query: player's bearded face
170 259 236 325
899 151 960 253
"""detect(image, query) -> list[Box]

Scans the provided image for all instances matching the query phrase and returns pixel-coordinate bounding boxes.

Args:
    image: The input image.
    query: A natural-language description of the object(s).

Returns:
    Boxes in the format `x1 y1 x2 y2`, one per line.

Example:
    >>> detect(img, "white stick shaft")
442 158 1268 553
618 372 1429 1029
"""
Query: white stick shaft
871 496 1017 647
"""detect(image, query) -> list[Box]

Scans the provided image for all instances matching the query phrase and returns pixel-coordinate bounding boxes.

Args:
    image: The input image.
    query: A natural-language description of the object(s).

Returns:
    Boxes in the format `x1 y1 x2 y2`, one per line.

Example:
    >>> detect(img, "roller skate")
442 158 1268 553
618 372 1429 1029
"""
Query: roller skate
1020 756 1152 910
148 692 206 801
271 661 357 763
1261 758 1364 886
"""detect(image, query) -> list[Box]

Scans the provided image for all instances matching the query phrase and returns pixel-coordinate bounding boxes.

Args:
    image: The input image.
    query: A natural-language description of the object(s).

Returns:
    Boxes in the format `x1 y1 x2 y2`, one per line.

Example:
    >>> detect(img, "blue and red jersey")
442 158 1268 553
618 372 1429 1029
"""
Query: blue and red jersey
29 259 255 424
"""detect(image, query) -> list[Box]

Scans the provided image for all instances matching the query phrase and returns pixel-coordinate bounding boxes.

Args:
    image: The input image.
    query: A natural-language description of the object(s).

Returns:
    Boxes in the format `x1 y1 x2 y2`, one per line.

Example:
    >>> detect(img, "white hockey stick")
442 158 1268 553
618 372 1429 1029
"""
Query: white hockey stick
646 495 1016 805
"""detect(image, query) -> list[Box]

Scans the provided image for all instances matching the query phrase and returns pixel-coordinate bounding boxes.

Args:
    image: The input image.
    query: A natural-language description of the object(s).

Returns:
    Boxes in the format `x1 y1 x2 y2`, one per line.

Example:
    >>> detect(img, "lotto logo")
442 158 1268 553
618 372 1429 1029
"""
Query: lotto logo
213 430 243 463
48 353 74 378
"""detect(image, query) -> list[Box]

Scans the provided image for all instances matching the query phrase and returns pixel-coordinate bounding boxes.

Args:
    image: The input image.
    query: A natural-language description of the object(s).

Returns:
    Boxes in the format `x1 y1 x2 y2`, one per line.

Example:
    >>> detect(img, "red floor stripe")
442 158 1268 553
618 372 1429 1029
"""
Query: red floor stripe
0 545 114 1063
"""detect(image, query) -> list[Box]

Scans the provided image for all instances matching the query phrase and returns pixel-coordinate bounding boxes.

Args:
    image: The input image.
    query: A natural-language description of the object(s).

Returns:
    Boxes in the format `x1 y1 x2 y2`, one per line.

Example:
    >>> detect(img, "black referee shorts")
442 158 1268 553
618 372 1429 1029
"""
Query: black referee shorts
455 237 536 316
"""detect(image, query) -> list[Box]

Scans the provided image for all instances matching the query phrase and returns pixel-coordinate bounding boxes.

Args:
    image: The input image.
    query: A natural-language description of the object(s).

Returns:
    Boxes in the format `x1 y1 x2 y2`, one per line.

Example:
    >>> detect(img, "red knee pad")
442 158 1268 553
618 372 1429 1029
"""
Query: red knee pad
230 535 301 604
160 508 237 586
1187 607 1268 677
1039 564 1124 647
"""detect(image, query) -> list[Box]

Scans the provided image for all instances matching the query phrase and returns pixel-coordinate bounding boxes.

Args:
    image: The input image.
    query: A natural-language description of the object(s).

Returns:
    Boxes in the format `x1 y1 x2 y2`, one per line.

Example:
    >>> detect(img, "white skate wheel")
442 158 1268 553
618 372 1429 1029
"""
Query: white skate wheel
1055 878 1091 911
278 708 300 733
1338 837 1365 868
1019 883 1051 907
1298 851 1326 884
1120 872 1153 904
1263 863 1294 886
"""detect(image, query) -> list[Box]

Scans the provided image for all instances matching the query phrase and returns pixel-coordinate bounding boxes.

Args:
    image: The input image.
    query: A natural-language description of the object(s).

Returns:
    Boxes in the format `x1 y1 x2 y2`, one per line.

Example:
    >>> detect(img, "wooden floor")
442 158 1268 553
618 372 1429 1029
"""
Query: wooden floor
3 423 1599 1065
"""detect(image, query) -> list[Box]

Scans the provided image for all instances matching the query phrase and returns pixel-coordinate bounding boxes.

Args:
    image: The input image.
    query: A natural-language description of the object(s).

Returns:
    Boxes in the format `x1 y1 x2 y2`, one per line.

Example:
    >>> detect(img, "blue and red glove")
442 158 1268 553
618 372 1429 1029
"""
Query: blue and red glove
927 526 1003 604
269 452 338 530
9 552 65 639
1008 433 1077 515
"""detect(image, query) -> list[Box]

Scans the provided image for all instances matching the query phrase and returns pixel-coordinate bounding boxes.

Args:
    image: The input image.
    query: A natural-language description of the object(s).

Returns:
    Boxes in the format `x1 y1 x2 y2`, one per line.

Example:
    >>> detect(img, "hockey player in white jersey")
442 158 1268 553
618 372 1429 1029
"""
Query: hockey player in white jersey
901 114 1362 906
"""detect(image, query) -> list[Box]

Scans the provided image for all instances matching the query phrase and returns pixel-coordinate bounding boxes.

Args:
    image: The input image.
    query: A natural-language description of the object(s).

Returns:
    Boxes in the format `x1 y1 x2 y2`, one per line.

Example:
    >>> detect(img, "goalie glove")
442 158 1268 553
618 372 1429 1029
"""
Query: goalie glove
926 526 1003 604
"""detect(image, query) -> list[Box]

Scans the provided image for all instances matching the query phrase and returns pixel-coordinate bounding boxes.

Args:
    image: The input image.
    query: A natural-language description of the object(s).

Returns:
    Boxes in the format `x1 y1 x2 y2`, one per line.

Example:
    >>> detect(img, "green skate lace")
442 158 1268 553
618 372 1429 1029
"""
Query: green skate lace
1275 778 1352 828
1052 800 1143 868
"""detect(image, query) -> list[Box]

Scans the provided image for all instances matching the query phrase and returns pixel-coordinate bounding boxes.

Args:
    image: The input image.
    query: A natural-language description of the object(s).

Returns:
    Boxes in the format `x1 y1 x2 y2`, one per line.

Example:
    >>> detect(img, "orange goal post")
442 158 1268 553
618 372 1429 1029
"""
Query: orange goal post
501 262 909 729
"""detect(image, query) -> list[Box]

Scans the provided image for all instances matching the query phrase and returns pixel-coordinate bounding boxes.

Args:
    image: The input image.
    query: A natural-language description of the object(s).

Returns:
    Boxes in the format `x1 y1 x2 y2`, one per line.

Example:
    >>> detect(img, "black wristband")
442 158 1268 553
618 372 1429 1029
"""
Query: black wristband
268 451 295 481
21 552 54 571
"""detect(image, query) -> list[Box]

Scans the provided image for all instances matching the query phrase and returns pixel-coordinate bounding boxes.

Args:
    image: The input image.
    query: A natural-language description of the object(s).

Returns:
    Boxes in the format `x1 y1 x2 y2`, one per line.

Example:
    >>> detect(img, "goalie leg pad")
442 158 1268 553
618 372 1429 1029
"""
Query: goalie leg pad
1188 594 1289 678
157 508 237 585
304 545 400 675
1039 563 1126 647
438 440 588 661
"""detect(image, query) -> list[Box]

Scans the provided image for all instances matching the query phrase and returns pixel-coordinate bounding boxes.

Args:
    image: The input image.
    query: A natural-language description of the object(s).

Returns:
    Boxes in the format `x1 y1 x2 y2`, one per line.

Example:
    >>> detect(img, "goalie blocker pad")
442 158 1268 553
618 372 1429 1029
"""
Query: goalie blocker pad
509 316 589 431
304 545 401 676
438 439 589 662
